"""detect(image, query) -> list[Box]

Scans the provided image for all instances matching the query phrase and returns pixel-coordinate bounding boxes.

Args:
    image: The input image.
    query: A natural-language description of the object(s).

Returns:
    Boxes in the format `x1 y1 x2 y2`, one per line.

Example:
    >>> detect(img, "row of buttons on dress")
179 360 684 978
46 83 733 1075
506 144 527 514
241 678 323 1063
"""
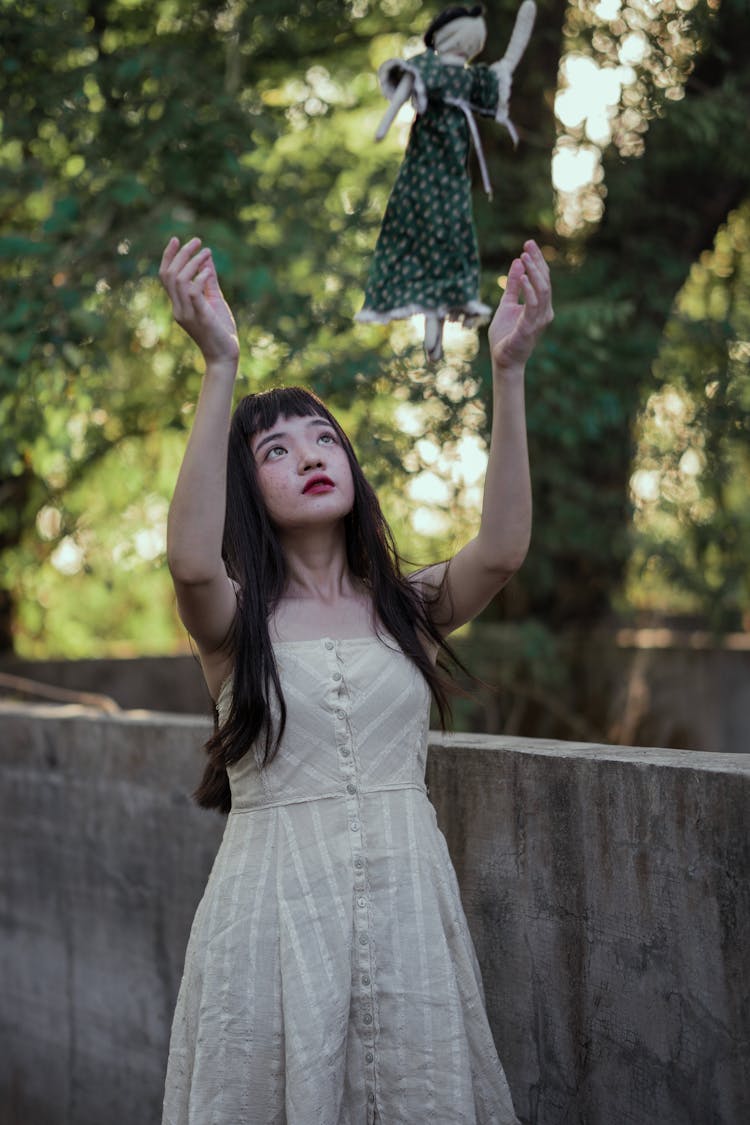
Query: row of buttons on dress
324 639 378 1115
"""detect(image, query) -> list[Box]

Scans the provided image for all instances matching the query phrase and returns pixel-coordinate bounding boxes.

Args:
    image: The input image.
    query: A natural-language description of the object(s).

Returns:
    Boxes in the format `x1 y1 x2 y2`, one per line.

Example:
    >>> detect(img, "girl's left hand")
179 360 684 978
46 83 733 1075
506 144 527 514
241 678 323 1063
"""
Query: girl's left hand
488 239 554 370
159 237 240 367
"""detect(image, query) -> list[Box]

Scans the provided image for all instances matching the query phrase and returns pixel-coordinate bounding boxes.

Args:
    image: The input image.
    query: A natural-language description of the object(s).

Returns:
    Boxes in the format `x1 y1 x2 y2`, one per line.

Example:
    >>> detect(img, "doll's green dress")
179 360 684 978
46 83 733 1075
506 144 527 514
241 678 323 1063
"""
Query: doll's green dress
356 51 501 327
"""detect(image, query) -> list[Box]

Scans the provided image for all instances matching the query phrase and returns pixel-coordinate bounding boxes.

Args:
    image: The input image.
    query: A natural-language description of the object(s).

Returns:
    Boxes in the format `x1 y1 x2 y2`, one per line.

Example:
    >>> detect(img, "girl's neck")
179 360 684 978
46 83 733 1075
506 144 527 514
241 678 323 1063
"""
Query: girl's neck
269 580 375 643
277 528 357 603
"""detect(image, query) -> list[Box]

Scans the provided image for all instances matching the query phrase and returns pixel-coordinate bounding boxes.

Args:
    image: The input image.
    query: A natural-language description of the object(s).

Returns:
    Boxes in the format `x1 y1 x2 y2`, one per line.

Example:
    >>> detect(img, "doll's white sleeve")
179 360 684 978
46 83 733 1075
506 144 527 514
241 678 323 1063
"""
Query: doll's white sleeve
374 59 420 142
377 58 424 112
490 0 536 143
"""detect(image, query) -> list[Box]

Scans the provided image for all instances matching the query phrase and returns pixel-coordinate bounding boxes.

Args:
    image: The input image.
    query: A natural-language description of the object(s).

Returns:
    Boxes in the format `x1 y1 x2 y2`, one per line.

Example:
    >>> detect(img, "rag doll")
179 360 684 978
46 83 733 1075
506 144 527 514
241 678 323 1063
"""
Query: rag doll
355 1 536 362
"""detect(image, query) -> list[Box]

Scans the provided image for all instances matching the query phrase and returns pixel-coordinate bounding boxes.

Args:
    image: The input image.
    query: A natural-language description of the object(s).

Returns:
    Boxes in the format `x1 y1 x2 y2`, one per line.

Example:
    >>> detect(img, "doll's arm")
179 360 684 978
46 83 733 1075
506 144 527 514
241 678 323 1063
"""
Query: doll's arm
375 71 414 141
490 0 536 145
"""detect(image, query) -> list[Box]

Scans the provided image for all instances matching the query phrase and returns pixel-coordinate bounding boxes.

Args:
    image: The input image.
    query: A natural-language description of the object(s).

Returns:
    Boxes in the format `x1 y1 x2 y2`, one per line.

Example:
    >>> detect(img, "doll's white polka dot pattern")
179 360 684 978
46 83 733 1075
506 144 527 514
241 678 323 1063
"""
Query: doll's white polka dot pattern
356 52 500 329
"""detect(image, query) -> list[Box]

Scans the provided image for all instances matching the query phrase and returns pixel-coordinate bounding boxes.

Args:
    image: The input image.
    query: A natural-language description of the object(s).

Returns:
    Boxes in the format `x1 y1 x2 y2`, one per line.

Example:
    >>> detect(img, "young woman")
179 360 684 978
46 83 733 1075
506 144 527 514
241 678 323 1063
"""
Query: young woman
158 234 552 1125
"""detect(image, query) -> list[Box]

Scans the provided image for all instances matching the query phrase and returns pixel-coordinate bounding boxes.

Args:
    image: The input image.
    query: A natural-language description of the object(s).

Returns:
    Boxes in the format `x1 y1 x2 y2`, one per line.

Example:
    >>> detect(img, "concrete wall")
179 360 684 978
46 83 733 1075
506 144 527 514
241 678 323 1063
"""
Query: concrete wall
1 703 748 1125
4 630 750 755
586 629 750 755
0 653 209 714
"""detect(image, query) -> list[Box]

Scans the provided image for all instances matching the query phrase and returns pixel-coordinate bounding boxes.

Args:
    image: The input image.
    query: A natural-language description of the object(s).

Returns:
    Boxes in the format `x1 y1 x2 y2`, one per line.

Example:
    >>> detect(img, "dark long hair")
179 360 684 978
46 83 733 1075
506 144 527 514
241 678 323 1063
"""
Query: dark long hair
195 386 465 813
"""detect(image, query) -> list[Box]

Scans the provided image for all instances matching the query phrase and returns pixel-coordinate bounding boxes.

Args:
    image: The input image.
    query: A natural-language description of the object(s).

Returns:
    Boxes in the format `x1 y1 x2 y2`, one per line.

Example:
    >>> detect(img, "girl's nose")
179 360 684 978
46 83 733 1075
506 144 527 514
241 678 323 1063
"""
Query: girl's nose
300 447 324 471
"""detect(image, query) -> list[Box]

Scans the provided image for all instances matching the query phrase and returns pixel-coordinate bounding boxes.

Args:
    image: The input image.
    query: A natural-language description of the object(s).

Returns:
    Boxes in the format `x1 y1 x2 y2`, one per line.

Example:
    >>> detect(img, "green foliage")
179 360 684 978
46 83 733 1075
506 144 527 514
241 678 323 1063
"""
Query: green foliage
499 0 750 630
0 0 444 654
6 430 184 658
626 204 750 629
1 0 749 680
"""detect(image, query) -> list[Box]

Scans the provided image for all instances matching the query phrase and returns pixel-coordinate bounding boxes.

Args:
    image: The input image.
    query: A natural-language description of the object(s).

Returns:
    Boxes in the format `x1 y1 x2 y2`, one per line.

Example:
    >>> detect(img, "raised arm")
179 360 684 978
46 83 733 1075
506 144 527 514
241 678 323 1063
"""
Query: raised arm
410 239 553 636
375 71 414 142
159 237 240 695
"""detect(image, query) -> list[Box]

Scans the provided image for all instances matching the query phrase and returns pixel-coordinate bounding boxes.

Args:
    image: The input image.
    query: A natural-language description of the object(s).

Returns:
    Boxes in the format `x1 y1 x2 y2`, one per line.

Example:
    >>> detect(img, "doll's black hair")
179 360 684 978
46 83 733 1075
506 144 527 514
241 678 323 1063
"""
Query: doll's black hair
424 4 485 50
194 385 468 814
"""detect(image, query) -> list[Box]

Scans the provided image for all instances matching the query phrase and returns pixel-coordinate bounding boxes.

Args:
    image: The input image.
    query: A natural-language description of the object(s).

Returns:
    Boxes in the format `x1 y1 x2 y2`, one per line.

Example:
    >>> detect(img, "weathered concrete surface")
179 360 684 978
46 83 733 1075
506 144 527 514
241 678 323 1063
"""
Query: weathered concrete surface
427 733 750 1125
1 704 748 1125
0 652 208 713
0 705 222 1125
4 632 750 754
586 630 750 754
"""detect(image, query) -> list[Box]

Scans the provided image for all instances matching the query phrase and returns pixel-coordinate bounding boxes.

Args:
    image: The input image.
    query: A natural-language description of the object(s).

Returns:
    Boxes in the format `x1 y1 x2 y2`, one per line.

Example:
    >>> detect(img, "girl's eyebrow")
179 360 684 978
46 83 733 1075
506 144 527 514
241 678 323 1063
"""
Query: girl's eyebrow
254 431 284 454
253 417 329 455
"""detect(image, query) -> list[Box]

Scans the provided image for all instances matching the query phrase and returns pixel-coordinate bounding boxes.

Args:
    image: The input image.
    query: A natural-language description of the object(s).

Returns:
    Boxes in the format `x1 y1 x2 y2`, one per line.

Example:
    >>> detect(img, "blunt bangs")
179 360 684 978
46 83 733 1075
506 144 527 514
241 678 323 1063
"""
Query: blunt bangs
233 387 337 444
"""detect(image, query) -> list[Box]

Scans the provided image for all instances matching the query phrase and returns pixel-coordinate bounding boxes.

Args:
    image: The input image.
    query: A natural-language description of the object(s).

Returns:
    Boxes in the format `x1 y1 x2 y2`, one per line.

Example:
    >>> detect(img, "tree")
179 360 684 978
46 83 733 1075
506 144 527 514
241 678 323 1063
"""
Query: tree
627 202 750 629
466 0 750 629
0 0 426 655
1 0 749 684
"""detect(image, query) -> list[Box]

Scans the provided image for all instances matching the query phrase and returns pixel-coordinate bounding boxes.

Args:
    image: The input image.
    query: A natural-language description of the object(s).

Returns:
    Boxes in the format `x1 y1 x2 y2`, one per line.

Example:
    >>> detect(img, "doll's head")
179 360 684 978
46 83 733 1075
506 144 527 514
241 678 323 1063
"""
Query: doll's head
424 4 487 62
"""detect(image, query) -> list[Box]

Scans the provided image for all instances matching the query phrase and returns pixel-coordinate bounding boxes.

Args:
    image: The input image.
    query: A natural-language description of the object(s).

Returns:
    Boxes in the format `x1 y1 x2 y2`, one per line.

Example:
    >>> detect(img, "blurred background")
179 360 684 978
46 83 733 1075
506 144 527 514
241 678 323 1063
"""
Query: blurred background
1 0 748 750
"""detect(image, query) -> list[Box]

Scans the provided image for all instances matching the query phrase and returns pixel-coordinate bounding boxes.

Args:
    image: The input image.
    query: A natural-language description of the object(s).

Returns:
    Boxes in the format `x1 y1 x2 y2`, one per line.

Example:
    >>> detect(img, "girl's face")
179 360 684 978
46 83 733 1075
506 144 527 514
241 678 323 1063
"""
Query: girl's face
251 413 355 532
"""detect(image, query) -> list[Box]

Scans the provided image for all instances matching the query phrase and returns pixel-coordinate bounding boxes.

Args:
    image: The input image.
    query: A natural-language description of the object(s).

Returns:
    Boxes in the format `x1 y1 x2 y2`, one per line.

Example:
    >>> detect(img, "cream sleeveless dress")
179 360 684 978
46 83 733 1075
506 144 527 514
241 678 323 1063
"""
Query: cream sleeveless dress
161 634 519 1125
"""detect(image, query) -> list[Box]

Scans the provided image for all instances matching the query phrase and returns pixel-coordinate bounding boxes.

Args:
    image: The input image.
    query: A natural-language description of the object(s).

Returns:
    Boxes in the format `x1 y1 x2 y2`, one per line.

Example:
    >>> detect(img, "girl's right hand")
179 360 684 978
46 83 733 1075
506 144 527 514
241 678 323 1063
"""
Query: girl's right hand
158 237 240 367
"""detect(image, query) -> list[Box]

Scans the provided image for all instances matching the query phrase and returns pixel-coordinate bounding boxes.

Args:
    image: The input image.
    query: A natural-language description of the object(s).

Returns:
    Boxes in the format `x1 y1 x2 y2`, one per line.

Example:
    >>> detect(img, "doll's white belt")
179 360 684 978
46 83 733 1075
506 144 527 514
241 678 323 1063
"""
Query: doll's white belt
444 97 493 200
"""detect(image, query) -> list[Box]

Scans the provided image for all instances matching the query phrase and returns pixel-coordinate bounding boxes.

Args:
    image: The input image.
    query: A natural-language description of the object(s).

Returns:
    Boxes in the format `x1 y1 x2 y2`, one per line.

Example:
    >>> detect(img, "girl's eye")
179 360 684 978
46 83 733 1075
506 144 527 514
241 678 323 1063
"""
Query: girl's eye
266 445 286 459
318 432 335 444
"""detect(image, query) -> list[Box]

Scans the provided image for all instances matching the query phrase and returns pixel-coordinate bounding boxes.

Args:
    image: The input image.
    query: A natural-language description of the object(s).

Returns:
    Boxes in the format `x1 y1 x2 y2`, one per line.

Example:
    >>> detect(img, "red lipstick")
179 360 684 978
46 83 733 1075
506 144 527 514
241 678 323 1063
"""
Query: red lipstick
302 474 335 494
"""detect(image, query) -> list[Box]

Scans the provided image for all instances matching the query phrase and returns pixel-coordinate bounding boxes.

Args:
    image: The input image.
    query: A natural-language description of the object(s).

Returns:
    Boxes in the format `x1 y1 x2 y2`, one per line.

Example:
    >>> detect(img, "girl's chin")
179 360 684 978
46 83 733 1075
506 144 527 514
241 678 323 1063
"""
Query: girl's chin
274 507 353 532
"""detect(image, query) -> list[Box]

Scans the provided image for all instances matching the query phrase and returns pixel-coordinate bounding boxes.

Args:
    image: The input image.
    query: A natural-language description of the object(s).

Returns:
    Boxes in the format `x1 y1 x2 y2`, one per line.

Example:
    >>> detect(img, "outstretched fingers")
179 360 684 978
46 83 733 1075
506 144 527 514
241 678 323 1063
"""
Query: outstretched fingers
520 270 539 310
160 236 201 286
174 247 212 322
520 241 553 328
489 238 554 368
159 237 213 325
170 236 202 273
159 236 180 274
159 237 195 319
201 255 223 303
503 256 525 305
157 236 239 366
187 261 216 323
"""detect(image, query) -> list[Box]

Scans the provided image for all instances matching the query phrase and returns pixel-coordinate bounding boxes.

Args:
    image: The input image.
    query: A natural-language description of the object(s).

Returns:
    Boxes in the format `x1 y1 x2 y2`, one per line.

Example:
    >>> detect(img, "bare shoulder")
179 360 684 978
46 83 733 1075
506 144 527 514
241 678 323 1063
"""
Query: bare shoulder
407 538 516 638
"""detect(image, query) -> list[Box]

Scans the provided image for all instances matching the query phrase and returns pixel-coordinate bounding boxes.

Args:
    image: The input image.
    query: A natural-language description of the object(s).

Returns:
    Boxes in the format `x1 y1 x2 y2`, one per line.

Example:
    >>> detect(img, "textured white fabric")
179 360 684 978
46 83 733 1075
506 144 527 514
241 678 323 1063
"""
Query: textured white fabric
162 635 520 1125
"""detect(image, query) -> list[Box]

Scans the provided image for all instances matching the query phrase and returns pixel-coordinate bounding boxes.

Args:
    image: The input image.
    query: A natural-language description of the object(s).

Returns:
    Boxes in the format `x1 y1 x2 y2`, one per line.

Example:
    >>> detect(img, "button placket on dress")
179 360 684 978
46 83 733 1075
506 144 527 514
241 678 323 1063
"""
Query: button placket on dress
326 638 378 1119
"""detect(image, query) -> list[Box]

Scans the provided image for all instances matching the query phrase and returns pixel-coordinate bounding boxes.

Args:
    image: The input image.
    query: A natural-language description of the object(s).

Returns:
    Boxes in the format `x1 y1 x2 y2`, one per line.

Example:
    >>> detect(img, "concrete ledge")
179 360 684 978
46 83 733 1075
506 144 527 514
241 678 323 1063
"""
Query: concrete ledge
1 703 748 1125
